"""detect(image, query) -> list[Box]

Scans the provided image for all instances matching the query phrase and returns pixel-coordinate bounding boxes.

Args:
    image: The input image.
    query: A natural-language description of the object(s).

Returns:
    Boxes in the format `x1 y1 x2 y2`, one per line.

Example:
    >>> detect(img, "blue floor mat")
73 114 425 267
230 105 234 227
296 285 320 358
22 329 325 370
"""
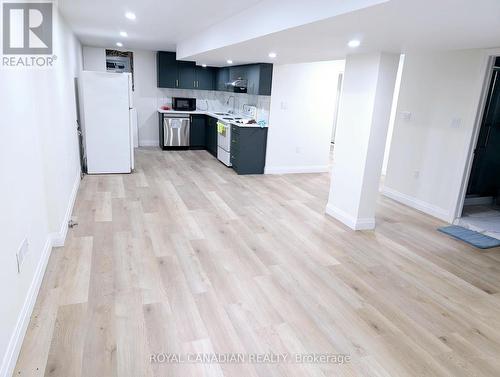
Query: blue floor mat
438 225 500 249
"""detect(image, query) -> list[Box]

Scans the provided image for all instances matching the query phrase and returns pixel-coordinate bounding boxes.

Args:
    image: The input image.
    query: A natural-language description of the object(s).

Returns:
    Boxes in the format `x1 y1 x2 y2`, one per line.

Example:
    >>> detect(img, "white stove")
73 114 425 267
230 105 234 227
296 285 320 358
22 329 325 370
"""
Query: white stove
217 120 232 166
216 105 257 167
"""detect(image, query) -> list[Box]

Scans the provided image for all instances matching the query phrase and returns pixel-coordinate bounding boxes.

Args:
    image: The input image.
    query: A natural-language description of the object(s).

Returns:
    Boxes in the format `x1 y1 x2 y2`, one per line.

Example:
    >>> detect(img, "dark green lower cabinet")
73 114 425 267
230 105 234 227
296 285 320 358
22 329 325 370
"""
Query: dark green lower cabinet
205 117 218 157
190 115 206 148
230 125 268 175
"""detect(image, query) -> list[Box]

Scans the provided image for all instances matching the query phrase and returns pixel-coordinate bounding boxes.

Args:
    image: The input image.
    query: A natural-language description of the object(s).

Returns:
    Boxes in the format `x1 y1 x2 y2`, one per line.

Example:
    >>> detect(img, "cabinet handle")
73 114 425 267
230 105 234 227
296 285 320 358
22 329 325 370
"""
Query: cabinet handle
176 79 179 87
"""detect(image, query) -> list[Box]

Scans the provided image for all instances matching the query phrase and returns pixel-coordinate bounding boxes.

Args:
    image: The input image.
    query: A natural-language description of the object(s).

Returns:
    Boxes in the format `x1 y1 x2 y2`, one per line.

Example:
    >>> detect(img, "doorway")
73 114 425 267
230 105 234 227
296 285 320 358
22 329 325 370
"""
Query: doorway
330 72 343 145
459 56 500 239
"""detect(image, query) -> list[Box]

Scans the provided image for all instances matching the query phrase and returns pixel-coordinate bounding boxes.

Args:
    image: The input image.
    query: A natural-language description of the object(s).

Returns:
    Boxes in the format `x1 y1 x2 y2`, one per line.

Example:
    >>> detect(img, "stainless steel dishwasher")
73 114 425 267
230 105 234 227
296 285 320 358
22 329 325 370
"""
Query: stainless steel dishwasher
163 114 190 147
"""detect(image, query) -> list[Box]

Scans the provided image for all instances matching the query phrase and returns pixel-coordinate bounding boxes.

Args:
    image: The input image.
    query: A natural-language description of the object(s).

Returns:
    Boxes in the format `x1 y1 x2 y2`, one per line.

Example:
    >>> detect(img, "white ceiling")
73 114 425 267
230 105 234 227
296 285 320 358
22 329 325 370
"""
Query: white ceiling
58 0 263 51
60 0 500 66
184 0 500 66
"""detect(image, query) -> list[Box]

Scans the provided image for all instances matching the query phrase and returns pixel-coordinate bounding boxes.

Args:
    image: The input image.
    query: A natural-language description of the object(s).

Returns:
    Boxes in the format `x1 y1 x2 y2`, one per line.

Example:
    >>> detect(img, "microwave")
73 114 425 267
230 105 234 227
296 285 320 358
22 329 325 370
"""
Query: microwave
172 97 196 111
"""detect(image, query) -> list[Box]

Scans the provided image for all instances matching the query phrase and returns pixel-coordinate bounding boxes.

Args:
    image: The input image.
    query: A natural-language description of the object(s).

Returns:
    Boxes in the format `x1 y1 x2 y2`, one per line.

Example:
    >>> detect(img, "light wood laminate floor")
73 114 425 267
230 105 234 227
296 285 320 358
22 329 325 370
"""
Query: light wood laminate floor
15 148 500 377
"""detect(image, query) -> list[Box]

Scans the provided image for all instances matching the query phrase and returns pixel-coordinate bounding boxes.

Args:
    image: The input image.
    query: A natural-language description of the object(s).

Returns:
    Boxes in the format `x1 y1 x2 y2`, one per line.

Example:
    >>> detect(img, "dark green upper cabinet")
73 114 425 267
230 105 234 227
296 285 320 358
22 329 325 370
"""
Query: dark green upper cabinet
244 65 260 95
178 61 196 89
157 51 273 95
257 64 273 96
216 67 229 91
157 51 178 88
195 66 216 90
228 63 273 95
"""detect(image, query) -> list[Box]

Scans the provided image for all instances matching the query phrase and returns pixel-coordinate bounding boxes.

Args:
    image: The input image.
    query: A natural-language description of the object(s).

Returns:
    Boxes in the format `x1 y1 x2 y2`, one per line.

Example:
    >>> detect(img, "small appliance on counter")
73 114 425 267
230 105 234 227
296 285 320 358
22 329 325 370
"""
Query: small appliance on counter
172 97 196 111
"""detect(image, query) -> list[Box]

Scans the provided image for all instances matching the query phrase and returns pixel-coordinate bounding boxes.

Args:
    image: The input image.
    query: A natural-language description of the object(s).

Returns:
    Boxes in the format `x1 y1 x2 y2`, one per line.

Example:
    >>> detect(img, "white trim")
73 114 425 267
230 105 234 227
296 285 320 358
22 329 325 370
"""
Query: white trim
264 165 330 174
453 52 498 221
0 237 53 377
139 139 159 147
51 169 81 247
382 186 452 222
0 170 81 376
325 203 375 230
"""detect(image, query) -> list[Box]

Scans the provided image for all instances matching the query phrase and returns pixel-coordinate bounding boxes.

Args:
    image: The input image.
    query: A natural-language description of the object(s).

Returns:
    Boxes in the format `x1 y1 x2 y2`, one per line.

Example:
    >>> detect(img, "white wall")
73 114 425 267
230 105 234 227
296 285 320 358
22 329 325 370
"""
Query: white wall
0 8 82 377
384 49 488 222
326 53 399 230
82 46 106 71
265 60 344 174
330 72 344 143
381 54 404 175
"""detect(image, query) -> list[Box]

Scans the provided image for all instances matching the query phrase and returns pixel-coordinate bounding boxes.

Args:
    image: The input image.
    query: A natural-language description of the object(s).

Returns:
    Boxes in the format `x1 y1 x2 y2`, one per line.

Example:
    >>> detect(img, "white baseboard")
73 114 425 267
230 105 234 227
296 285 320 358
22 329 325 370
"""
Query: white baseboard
382 186 452 222
265 165 330 174
0 236 53 377
0 170 81 377
139 139 159 147
51 169 81 247
325 203 375 230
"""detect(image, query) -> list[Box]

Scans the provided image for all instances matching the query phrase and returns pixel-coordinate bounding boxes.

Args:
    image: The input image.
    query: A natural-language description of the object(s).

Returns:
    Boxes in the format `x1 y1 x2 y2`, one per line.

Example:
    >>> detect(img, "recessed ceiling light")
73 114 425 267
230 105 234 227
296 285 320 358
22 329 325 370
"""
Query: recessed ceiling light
226 60 233 64
125 12 136 20
116 42 123 47
120 31 128 37
268 52 277 58
202 64 207 68
348 39 361 48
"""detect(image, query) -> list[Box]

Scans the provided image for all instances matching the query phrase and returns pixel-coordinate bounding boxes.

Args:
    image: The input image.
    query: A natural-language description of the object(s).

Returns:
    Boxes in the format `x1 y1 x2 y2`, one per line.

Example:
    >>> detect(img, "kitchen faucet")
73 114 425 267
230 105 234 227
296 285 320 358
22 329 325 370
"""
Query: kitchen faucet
225 95 235 114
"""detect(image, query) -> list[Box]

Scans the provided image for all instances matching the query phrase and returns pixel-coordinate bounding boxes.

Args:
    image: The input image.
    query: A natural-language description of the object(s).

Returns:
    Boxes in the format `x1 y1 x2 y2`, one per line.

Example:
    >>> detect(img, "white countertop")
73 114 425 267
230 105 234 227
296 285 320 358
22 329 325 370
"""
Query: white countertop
158 108 268 128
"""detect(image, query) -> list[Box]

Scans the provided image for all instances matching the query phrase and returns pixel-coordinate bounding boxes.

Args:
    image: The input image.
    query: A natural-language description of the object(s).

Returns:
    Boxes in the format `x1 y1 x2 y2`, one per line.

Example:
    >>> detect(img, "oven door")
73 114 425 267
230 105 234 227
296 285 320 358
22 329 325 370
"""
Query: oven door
217 122 231 152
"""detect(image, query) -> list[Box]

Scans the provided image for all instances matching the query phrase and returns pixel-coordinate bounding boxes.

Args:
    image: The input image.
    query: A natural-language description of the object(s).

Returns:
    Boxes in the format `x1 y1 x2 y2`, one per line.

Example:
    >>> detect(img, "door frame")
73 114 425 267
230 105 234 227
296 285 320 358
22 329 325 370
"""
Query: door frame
453 49 500 222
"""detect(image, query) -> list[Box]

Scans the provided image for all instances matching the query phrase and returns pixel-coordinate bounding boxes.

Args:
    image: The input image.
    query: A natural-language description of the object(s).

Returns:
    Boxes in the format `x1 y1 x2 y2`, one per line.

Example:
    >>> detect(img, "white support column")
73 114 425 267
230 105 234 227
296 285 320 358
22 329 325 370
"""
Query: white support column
326 52 400 230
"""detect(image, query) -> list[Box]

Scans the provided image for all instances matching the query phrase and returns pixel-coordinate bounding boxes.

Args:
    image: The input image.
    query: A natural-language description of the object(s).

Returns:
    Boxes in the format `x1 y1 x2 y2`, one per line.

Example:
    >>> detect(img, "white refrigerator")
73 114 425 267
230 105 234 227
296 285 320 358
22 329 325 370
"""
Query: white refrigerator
79 71 135 174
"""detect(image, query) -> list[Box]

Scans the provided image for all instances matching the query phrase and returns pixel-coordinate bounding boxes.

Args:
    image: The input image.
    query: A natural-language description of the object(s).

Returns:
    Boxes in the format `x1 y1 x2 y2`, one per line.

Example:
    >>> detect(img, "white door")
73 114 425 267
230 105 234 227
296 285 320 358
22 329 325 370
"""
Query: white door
80 71 131 174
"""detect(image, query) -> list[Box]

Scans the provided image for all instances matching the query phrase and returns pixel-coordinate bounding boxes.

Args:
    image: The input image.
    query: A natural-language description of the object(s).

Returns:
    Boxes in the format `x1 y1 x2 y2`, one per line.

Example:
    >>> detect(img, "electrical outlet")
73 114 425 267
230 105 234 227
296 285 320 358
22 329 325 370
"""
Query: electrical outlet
16 238 29 273
295 147 301 154
413 170 420 179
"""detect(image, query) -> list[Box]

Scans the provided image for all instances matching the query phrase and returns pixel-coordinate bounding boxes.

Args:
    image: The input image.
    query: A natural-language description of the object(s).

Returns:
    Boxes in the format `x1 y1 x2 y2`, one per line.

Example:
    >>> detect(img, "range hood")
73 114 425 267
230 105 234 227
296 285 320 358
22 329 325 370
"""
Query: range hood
225 78 247 93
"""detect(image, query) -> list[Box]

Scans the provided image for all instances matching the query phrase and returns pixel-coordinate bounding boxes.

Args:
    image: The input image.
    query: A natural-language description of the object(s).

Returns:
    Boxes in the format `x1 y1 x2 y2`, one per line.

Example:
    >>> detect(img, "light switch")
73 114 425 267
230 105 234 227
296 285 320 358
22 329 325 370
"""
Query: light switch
451 118 462 129
401 111 412 121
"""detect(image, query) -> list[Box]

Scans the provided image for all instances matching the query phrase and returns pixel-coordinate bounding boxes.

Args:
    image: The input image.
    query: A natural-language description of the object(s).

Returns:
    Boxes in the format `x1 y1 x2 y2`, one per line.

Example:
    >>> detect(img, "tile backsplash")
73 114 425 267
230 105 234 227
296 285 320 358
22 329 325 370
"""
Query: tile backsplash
156 89 271 126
